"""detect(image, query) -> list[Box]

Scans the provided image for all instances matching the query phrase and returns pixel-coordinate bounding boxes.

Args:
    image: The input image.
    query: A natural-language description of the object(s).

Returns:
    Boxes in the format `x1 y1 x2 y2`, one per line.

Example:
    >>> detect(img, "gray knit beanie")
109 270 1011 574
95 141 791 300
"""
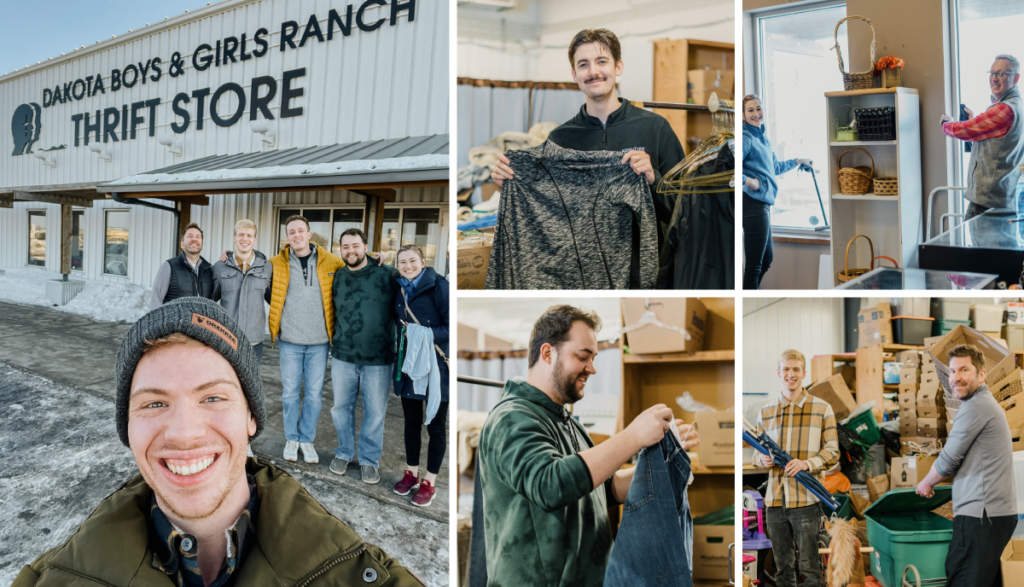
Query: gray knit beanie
115 296 265 447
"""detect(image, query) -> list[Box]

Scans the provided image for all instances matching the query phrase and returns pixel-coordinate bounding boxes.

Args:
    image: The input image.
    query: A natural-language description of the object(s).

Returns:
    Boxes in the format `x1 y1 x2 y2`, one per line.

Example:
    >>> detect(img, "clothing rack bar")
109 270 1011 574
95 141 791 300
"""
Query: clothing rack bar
639 100 735 113
458 375 506 388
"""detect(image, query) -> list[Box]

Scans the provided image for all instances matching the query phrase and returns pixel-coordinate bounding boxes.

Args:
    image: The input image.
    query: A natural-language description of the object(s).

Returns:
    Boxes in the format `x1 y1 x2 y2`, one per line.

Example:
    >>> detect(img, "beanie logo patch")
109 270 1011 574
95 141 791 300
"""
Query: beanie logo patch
191 314 238 350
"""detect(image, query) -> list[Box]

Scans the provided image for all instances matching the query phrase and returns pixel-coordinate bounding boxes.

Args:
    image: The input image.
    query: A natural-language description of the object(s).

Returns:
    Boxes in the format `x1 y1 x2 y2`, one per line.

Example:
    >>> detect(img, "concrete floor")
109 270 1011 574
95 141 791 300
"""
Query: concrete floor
0 301 449 586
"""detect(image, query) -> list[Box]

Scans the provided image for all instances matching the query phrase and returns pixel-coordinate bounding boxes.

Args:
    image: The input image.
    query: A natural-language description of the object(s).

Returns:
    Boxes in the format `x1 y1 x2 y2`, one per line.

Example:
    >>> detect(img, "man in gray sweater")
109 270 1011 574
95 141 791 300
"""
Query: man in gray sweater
211 219 272 364
917 344 1017 587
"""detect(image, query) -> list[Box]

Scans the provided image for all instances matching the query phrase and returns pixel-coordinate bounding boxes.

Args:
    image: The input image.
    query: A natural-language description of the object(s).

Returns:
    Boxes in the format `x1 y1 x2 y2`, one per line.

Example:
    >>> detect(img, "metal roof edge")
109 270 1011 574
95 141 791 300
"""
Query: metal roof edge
96 167 449 193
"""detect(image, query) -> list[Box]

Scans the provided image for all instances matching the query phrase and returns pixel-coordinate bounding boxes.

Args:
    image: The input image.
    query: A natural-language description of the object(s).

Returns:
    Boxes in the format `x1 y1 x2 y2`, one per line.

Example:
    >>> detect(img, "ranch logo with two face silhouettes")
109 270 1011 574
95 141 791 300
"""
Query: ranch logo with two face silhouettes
11 103 41 156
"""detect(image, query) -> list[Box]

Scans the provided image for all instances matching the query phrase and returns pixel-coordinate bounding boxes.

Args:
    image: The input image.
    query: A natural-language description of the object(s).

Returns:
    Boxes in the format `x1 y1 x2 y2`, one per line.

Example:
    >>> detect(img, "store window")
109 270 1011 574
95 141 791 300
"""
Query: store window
104 210 130 276
28 211 46 267
754 3 847 231
71 210 84 271
277 208 365 254
951 1 1024 191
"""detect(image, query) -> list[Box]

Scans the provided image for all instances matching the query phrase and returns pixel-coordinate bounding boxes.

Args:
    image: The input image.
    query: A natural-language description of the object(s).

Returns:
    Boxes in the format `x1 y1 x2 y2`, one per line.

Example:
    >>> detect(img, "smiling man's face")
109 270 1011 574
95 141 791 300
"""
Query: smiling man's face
128 343 255 521
778 358 806 395
550 320 598 405
571 41 623 101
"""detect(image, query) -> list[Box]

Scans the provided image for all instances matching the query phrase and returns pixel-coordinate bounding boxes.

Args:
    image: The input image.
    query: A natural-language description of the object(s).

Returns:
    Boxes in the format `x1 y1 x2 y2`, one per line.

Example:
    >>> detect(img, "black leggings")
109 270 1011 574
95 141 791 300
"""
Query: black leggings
743 194 773 289
402 398 449 475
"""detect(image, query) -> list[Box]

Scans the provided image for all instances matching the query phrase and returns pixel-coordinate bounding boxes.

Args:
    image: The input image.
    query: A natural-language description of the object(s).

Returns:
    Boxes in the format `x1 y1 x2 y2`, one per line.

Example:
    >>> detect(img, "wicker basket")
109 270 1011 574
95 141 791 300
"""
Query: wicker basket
874 177 899 195
834 16 876 91
838 148 874 195
835 104 859 142
838 234 874 283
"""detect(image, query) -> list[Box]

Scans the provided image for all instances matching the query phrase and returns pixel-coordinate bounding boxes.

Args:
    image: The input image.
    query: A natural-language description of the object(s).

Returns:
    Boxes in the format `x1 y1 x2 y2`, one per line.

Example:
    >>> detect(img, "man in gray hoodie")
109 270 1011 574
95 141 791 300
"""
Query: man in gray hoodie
212 219 273 364
916 344 1016 587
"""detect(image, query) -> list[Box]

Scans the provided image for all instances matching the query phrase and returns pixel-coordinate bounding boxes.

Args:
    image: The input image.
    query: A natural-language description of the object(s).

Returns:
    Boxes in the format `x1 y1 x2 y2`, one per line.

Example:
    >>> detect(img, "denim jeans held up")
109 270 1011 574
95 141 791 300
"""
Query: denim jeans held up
605 431 694 587
330 358 392 467
278 341 330 444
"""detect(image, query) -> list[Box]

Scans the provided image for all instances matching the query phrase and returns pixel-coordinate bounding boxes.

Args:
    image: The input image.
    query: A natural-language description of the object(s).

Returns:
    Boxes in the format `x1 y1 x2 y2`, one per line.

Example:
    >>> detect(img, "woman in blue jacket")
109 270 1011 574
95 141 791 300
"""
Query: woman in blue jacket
391 244 449 507
742 94 811 289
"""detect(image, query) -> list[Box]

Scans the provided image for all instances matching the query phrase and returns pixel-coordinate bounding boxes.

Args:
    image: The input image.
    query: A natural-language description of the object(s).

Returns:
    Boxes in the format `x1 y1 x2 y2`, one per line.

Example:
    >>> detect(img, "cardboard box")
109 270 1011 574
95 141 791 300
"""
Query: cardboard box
687 69 735 104
621 298 706 355
900 437 943 454
898 393 917 410
919 405 944 418
898 350 923 368
928 325 1017 395
1008 302 1024 325
1012 428 1024 451
918 417 948 437
808 374 857 422
1004 324 1024 352
900 417 918 438
837 364 857 392
858 302 893 347
931 299 971 321
867 473 890 502
1001 538 1024 585
899 368 921 385
890 456 938 489
917 388 945 408
694 410 734 467
923 335 944 350
899 382 919 395
898 298 932 318
972 304 1005 332
921 361 937 375
456 236 492 290
693 525 732 581
993 370 1024 403
1000 394 1024 430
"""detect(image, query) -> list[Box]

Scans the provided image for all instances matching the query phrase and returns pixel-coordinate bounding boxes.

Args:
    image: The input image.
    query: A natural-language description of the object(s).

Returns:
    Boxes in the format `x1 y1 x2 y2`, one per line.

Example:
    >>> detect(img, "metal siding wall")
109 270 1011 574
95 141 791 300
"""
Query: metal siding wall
1 0 449 190
742 298 846 404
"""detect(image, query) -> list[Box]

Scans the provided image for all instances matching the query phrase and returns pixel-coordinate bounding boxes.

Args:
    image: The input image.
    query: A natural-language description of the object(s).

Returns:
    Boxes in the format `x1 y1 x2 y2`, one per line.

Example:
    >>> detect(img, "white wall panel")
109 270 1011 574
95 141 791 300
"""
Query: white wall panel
1 0 448 191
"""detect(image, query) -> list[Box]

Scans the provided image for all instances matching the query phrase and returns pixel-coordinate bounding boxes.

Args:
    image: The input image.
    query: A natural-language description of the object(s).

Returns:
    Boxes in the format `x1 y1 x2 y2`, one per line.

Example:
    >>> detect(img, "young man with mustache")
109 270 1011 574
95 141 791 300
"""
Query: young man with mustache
13 298 424 586
491 28 685 230
753 349 839 587
328 228 401 485
477 304 699 586
916 344 1016 587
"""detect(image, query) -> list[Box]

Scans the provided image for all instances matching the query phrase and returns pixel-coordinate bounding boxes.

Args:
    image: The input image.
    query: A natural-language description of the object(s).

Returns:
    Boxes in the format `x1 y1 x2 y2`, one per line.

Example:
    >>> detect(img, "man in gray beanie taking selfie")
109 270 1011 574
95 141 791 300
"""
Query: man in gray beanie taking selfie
15 297 424 587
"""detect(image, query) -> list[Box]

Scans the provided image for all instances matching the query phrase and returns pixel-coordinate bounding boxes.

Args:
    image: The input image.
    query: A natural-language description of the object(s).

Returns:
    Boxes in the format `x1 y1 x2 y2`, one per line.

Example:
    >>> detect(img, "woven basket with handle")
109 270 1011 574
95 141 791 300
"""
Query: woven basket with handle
838 234 874 283
835 104 859 141
838 148 874 195
834 16 876 91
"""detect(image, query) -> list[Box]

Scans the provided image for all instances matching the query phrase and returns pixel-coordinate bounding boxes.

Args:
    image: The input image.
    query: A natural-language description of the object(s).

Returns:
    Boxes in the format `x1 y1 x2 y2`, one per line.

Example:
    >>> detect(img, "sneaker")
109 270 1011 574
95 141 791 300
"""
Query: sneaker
329 458 349 475
283 440 299 462
412 479 435 507
300 442 319 464
393 470 419 496
361 465 380 484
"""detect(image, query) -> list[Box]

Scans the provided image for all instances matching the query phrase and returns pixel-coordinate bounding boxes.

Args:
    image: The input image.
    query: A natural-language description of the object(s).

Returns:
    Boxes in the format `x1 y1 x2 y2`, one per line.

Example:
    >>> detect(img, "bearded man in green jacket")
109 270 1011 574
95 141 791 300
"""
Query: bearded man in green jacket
477 304 700 587
14 298 424 587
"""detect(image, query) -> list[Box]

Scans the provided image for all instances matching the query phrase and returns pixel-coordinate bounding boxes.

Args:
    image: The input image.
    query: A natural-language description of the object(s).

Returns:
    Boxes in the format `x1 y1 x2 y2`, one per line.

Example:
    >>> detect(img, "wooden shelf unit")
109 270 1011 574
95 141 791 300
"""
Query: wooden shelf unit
653 39 735 156
618 298 735 519
825 87 922 285
856 343 924 420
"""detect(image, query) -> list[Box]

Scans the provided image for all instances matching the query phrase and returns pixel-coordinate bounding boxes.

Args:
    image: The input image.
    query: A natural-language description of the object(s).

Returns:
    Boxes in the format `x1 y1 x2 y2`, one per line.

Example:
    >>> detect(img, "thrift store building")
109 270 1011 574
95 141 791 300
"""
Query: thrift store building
0 0 450 295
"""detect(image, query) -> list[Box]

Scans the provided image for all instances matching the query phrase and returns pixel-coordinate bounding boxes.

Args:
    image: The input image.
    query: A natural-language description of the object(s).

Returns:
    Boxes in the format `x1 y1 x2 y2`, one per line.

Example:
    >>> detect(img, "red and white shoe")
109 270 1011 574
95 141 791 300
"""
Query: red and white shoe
412 478 435 507
393 470 419 496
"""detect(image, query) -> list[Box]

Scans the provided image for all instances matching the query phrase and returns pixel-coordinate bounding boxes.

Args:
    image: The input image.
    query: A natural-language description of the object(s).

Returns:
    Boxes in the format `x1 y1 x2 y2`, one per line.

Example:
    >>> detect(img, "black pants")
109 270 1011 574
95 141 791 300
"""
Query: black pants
946 513 1016 587
401 397 448 474
766 504 822 587
965 202 990 222
743 195 773 289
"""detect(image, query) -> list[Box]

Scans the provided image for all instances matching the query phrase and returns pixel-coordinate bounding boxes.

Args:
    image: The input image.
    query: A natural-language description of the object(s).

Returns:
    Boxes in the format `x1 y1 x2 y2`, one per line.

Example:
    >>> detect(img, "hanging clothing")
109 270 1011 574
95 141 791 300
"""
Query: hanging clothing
485 140 658 290
605 431 694 587
401 323 442 423
656 145 735 290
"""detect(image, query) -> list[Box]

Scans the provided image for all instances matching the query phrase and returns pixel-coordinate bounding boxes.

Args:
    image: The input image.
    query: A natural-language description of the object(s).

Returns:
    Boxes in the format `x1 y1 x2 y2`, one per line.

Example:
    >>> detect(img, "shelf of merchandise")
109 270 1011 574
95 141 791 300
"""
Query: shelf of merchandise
653 38 735 155
825 87 921 285
856 343 924 420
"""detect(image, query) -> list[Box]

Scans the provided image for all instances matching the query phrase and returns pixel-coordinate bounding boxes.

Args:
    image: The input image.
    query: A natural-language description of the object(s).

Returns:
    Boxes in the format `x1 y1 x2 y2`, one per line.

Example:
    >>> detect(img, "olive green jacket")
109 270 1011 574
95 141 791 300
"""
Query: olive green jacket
14 459 425 587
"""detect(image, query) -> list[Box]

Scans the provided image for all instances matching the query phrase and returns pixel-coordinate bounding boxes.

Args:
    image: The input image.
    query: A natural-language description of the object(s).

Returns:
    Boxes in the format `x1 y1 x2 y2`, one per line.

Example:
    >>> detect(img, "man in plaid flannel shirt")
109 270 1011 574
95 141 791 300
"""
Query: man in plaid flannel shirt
753 349 839 587
941 54 1024 220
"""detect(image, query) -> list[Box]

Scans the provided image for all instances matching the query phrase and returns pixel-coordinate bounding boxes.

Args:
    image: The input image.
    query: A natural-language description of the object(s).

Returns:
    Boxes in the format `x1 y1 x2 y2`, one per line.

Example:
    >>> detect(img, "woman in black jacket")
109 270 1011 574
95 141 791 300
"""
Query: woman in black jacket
391 244 449 507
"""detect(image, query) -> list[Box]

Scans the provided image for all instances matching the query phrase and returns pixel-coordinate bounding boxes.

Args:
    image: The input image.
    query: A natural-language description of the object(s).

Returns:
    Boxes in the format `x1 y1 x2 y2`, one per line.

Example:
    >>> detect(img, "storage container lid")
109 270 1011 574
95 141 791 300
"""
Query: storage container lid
892 316 935 321
864 486 952 517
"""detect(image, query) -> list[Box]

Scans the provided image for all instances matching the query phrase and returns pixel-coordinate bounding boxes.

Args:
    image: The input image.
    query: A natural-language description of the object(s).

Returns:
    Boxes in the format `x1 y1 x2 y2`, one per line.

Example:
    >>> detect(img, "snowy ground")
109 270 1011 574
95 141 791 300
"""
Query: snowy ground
0 364 449 586
0 268 149 323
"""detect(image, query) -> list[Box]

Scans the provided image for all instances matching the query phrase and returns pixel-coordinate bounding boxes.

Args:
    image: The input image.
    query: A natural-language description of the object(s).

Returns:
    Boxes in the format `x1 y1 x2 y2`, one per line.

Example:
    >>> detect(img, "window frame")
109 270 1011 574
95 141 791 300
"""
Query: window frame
749 0 848 238
70 209 86 273
102 209 131 278
27 209 47 268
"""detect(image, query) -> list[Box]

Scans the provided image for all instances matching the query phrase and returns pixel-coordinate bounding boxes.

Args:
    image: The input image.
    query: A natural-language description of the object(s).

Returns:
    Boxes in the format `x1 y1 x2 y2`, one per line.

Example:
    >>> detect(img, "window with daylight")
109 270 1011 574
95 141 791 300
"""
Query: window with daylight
276 207 366 254
754 3 847 231
104 210 130 276
71 210 84 271
28 211 46 267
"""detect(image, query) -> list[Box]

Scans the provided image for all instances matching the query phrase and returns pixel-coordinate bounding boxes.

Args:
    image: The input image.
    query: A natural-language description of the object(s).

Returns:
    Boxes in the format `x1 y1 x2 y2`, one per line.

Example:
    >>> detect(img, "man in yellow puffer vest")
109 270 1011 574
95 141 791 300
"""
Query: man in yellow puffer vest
267 215 344 465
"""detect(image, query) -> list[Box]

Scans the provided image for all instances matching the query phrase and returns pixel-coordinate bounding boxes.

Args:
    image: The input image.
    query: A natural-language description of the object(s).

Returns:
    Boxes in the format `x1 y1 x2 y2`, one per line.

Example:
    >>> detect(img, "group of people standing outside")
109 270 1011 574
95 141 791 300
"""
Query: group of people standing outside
147 215 449 507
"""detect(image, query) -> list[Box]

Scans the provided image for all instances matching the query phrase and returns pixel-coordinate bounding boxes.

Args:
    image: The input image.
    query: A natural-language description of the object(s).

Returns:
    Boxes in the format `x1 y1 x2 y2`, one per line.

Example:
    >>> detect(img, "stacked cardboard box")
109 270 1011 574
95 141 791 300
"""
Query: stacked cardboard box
898 349 947 443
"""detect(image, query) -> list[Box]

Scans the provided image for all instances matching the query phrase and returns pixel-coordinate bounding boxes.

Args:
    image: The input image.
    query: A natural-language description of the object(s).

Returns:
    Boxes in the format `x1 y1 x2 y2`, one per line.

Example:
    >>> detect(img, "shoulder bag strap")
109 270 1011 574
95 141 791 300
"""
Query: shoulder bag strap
401 288 450 368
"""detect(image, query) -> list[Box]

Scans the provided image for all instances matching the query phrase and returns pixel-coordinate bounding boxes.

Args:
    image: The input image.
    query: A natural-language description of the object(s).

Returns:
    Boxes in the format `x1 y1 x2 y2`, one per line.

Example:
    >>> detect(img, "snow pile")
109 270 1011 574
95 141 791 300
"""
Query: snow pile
106 154 450 185
0 268 149 323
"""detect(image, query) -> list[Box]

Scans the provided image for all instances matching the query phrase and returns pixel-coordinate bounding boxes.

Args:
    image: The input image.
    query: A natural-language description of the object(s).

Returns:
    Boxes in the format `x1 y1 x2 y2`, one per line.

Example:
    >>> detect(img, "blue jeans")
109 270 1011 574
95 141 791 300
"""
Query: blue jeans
330 359 392 467
605 431 694 587
278 341 329 443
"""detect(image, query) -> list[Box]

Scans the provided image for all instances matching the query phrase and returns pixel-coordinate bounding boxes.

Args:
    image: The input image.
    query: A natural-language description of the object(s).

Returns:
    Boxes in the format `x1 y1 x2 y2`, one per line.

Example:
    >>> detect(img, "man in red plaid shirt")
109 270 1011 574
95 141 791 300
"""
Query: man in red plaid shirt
942 55 1024 221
